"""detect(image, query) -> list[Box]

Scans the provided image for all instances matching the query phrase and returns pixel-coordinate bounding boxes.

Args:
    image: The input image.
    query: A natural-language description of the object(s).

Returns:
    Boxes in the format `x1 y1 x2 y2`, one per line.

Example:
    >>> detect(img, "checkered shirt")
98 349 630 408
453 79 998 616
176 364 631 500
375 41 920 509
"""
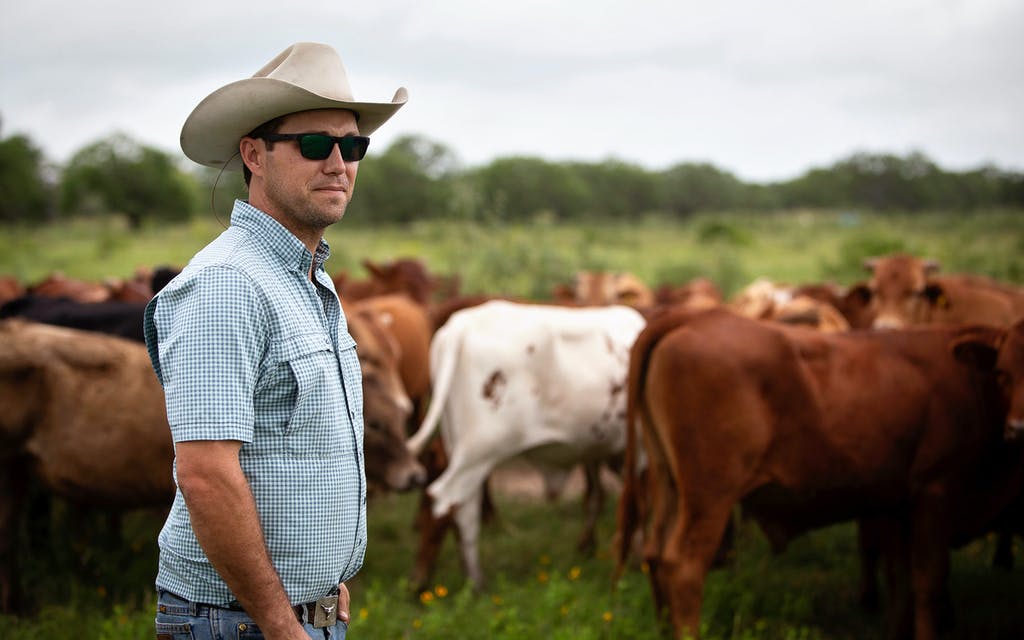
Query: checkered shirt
143 200 366 606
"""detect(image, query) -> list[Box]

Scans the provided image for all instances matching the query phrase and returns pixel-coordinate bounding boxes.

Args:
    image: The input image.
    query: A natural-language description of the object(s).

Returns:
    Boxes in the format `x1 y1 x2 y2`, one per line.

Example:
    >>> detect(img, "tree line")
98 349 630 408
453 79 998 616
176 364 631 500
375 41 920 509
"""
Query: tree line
2 129 1023 228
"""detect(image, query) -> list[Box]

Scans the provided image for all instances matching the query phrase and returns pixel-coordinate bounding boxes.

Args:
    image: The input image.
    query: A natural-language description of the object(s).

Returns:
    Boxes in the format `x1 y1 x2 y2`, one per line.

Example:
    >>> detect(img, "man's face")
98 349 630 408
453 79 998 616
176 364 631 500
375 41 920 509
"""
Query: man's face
248 109 361 238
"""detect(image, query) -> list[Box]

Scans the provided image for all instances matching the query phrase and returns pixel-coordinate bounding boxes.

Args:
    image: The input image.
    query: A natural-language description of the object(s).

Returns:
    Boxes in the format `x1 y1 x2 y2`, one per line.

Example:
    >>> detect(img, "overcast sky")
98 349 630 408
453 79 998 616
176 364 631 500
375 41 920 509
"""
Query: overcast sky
3 0 1022 182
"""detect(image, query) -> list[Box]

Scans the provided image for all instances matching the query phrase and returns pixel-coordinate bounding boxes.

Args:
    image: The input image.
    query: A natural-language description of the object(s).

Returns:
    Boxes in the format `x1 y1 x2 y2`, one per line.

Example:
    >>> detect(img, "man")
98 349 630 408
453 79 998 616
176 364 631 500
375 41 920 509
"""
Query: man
145 42 407 640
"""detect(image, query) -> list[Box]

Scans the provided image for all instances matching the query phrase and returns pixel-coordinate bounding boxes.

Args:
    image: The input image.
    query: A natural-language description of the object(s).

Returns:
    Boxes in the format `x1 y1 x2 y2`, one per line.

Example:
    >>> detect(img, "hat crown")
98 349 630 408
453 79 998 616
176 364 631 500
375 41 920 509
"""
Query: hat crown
253 42 355 102
180 41 406 170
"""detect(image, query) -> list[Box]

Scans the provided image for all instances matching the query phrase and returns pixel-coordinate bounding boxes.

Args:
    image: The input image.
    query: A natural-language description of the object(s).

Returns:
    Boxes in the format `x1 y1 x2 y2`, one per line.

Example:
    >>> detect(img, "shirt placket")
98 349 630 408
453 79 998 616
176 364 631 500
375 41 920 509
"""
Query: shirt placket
312 265 366 579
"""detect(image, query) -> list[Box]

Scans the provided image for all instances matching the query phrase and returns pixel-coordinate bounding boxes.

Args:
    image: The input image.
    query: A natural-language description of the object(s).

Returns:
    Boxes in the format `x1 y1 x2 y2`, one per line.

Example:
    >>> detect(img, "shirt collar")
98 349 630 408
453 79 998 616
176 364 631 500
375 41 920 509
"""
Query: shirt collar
229 200 332 275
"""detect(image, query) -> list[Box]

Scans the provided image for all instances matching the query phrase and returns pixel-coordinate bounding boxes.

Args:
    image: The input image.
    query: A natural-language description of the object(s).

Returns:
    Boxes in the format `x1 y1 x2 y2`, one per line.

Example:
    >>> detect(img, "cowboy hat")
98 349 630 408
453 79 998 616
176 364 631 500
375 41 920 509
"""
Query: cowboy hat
180 42 408 171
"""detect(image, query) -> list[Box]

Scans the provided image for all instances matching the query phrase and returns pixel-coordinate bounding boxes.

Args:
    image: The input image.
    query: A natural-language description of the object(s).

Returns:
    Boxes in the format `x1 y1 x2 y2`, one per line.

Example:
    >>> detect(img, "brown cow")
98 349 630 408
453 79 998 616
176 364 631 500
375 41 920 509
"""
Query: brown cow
553 270 656 308
343 306 426 494
858 254 1024 329
353 291 511 592
953 319 1024 440
614 309 1021 640
949 321 1024 573
0 320 174 612
350 294 432 412
0 317 426 612
0 276 24 306
653 277 723 311
334 257 457 306
728 278 852 333
27 272 111 303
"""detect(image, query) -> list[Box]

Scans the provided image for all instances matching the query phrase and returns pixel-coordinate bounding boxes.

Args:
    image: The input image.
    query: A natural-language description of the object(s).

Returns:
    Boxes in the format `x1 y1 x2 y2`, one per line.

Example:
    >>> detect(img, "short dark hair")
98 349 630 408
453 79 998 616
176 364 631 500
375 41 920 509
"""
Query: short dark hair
242 115 286 187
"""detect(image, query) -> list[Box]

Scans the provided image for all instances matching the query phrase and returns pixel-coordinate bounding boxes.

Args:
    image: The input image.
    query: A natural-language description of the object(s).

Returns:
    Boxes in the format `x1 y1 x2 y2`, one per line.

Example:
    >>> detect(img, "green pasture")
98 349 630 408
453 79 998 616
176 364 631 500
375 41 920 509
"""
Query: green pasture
2 209 1023 296
0 486 1022 639
1 209 1023 638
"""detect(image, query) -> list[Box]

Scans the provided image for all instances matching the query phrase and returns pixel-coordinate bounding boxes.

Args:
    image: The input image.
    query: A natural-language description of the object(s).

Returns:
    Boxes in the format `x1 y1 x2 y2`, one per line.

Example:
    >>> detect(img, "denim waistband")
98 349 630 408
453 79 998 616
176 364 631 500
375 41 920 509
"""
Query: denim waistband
157 589 327 625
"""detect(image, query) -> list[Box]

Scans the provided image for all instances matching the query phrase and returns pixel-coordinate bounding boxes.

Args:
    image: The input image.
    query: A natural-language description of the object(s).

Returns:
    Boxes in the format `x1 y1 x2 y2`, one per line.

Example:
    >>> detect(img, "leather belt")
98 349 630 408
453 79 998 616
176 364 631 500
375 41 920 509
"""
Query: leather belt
174 593 338 628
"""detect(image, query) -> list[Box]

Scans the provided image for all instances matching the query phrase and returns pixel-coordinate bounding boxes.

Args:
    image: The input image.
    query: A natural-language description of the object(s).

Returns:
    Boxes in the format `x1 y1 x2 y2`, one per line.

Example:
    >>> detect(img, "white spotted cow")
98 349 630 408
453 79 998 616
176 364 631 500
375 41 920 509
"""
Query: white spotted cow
406 300 646 589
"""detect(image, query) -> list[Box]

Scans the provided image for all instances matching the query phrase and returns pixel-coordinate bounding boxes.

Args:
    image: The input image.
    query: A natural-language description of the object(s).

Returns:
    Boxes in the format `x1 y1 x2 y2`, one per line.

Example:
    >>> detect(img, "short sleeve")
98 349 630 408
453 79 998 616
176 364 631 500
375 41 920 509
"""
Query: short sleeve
149 265 268 443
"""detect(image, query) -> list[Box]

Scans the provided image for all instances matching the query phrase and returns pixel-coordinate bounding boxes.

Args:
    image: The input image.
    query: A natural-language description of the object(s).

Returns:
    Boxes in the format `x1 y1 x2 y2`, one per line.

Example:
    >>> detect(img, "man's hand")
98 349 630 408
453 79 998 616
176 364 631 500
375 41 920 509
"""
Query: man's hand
338 582 351 623
176 440 307 639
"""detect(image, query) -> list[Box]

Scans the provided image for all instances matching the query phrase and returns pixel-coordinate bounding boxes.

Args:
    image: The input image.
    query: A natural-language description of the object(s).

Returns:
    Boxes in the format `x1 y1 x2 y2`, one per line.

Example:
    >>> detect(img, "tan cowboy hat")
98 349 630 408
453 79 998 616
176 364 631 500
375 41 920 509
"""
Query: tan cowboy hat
180 42 408 171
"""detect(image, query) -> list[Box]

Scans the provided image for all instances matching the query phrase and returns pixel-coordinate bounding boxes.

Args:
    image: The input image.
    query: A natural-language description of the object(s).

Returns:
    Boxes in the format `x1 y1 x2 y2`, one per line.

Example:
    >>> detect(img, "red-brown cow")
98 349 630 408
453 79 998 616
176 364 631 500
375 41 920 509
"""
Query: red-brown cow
343 306 426 494
728 278 853 333
614 308 1021 640
0 276 24 306
27 272 111 303
949 320 1024 570
953 319 1024 440
334 257 458 307
858 254 1024 329
653 277 723 312
355 292 509 592
552 270 656 308
350 294 432 412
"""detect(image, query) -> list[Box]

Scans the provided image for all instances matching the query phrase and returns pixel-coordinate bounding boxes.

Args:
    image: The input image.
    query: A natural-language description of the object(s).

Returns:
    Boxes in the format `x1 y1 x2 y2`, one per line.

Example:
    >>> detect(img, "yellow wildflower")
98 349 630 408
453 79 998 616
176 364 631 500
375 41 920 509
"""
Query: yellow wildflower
434 585 449 598
537 571 550 584
568 566 582 581
359 608 369 621
602 611 614 623
419 591 434 604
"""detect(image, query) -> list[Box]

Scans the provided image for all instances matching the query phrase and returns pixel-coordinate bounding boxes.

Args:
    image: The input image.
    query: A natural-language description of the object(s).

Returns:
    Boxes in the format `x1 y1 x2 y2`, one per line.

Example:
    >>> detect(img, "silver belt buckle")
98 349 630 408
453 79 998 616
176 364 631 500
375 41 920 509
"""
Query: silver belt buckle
312 594 339 628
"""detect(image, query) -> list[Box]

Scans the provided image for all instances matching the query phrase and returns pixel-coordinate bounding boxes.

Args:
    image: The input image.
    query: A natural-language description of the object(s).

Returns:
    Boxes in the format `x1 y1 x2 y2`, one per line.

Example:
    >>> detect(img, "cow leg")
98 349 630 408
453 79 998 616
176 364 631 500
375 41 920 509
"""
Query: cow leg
411 490 454 593
857 517 884 612
873 517 913 640
410 439 453 593
576 461 603 554
659 501 736 639
452 484 487 591
908 485 954 640
0 456 28 613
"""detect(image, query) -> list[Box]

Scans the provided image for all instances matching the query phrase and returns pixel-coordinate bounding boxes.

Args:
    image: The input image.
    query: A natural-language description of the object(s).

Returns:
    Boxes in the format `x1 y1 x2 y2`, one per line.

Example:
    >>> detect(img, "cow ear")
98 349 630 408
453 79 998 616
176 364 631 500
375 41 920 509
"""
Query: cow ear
845 283 872 305
922 283 950 309
361 258 382 277
922 259 941 274
951 328 1003 370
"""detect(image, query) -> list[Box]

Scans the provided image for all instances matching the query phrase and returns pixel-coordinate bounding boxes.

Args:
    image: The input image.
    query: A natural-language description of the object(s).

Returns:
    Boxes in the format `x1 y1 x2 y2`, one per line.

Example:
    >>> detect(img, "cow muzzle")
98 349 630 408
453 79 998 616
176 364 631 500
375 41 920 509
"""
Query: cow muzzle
1006 417 1024 441
871 315 906 330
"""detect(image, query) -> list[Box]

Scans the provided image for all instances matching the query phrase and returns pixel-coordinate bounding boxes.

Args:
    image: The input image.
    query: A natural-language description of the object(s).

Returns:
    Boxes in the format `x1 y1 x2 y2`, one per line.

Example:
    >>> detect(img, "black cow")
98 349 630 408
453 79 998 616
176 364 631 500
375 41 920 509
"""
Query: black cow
0 295 147 343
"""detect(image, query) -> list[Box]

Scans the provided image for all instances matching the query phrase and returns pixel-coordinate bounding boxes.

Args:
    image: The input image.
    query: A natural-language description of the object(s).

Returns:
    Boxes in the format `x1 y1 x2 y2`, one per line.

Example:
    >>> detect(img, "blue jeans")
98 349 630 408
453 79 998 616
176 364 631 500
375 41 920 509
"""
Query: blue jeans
155 589 348 639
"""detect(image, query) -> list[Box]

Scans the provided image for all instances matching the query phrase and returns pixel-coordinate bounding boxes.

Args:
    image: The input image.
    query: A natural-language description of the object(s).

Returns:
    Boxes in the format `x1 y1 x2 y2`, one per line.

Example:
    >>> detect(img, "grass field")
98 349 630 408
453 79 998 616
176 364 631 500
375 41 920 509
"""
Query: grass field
2 209 1023 298
1 209 1023 638
1 477 1022 639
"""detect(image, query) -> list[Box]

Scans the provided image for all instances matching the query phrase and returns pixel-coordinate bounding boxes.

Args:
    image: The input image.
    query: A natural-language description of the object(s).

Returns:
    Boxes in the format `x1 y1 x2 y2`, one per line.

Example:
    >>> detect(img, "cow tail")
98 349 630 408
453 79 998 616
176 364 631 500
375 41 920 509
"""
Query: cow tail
406 320 460 457
613 308 695 584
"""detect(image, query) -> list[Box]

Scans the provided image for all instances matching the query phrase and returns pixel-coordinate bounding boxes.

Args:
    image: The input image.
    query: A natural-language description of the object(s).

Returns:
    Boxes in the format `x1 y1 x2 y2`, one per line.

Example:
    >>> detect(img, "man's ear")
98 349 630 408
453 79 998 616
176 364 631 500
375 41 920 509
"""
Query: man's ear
239 137 264 176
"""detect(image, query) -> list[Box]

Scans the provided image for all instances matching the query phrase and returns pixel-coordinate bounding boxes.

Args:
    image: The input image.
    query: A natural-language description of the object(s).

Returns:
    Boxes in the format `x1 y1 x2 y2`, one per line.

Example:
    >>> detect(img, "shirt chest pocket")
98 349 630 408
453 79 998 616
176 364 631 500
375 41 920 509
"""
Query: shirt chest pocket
271 333 343 438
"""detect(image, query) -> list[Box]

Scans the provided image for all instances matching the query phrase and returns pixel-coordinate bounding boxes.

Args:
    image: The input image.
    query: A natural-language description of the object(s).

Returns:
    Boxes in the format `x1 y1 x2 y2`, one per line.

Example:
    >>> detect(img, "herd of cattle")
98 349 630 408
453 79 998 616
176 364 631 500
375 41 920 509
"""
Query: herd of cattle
1 254 1023 639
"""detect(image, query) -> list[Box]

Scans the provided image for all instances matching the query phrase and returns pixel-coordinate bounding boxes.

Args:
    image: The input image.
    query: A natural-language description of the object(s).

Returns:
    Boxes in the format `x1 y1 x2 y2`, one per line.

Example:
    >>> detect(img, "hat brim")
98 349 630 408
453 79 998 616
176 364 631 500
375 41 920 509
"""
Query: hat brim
181 77 408 171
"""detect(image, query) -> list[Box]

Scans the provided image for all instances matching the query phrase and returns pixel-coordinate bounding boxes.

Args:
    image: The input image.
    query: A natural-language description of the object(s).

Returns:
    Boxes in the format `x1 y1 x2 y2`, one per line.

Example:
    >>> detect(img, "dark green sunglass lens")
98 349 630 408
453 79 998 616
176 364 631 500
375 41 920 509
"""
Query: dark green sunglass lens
299 135 335 160
340 137 368 162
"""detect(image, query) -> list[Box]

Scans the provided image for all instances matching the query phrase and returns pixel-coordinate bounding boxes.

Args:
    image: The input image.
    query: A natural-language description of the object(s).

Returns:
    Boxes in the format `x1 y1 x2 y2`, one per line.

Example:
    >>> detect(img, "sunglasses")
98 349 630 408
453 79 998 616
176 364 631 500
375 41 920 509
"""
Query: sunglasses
260 133 370 162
